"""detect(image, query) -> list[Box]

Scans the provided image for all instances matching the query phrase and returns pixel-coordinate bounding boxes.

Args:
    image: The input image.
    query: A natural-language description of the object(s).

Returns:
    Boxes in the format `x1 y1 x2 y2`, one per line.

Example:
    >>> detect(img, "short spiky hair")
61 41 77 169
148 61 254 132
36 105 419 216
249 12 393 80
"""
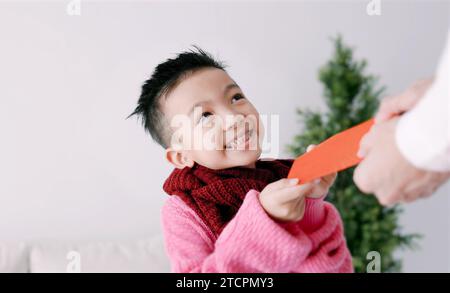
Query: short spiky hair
128 47 226 148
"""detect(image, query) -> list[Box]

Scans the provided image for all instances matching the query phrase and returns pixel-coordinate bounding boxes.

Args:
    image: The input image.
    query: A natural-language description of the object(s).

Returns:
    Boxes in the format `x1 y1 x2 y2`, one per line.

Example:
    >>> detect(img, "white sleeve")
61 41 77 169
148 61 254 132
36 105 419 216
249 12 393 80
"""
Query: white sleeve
395 29 450 172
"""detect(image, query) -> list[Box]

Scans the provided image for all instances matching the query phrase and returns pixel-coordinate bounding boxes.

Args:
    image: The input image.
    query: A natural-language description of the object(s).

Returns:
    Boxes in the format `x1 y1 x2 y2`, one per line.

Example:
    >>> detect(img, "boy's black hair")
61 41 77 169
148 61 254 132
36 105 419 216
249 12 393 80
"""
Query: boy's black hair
128 46 226 148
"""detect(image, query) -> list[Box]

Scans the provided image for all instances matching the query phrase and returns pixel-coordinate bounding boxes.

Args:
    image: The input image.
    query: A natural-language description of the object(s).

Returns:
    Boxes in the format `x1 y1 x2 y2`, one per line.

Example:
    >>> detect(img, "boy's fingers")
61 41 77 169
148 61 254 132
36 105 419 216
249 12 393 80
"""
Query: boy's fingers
292 197 306 221
278 182 314 202
265 178 299 192
306 144 316 152
321 172 337 185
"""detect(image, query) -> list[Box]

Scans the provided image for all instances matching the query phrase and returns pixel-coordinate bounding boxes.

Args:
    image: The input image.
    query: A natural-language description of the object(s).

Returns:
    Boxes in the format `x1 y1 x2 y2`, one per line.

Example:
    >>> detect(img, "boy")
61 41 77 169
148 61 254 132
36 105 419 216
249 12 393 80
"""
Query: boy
129 47 353 273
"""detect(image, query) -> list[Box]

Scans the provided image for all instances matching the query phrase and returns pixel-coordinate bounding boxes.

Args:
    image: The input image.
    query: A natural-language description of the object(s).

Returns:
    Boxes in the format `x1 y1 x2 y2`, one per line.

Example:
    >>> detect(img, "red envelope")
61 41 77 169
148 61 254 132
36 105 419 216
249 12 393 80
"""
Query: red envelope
287 118 374 184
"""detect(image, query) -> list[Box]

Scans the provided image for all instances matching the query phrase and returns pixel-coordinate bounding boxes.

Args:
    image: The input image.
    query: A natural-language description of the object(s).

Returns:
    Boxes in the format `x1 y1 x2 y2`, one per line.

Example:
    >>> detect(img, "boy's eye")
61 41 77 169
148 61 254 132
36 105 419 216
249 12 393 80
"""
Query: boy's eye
231 93 245 103
198 112 213 124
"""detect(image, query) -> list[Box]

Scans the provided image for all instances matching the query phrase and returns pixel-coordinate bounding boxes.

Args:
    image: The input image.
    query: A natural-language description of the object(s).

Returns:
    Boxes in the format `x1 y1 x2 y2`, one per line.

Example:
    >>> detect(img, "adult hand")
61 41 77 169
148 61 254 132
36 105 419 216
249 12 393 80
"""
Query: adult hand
354 117 450 205
374 78 433 123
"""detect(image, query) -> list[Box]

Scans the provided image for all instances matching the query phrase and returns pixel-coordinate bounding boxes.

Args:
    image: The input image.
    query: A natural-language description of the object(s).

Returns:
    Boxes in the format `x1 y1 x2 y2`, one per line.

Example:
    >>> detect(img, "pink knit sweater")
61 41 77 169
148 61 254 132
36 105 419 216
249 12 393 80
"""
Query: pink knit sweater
161 189 353 273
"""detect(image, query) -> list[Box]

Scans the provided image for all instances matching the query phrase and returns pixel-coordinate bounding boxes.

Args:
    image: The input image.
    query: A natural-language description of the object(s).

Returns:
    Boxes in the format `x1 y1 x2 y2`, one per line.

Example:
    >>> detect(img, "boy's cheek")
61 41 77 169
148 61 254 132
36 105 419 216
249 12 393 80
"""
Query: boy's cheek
184 131 224 151
190 150 230 170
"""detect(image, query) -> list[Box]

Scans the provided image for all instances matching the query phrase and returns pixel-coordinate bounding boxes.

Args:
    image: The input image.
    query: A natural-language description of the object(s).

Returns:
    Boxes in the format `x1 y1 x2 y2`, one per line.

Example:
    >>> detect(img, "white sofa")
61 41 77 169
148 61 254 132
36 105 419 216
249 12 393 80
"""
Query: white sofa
0 235 171 273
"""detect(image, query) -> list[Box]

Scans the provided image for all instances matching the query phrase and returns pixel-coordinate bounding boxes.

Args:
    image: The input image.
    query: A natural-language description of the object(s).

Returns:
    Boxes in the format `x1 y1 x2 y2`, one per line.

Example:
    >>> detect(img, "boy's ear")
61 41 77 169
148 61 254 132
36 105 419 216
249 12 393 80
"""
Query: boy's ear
165 148 194 169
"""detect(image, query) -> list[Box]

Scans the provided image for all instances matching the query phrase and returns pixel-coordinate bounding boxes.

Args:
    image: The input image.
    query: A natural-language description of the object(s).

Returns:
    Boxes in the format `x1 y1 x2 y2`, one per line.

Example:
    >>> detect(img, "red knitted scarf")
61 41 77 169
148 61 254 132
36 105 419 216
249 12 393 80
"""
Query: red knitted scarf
163 159 294 237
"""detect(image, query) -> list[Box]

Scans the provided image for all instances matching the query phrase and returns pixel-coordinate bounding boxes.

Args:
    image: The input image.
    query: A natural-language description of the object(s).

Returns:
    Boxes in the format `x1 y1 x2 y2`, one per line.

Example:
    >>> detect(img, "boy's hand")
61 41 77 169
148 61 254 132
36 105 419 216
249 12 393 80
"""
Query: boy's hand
259 145 337 222
259 178 312 222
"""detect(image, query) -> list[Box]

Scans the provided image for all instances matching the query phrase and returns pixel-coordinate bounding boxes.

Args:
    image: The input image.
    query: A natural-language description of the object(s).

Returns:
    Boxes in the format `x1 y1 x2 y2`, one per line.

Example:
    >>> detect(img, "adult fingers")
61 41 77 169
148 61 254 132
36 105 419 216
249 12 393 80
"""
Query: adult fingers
357 128 376 158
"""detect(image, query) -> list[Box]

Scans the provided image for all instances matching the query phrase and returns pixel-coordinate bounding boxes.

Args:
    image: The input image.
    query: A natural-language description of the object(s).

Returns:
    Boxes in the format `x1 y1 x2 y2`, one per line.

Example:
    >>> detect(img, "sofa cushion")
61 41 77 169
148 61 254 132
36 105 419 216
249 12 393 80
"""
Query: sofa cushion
0 242 28 273
30 236 170 273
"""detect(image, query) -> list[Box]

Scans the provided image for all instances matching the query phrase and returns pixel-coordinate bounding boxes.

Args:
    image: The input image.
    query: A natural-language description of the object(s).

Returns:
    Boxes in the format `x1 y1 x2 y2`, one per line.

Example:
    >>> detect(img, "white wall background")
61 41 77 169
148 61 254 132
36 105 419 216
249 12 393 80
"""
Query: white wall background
0 0 448 272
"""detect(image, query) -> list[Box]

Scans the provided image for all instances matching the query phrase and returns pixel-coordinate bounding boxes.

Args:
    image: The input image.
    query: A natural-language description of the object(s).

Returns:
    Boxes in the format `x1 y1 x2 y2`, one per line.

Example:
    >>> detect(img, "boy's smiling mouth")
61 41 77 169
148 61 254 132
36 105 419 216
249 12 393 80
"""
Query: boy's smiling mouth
224 127 255 150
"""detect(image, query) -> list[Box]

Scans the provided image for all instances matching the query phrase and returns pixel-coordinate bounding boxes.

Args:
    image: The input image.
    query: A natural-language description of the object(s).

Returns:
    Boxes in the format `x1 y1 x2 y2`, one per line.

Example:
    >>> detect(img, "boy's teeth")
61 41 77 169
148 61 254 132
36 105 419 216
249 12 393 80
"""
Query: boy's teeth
226 129 252 149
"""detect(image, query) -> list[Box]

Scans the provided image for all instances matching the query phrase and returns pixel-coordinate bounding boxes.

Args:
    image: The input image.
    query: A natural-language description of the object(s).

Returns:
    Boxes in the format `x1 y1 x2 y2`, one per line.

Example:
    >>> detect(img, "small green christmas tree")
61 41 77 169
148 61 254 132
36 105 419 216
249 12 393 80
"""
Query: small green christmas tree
287 36 419 272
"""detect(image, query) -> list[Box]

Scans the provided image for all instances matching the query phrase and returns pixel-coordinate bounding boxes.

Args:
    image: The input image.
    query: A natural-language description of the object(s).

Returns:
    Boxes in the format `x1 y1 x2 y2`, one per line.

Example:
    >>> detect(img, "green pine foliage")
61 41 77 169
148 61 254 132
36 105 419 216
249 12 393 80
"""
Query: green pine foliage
287 36 420 272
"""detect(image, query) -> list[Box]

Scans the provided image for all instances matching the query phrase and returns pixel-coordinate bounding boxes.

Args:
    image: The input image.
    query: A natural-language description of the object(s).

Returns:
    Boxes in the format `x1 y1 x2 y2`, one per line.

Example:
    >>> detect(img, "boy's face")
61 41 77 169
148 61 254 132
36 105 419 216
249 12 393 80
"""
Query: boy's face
162 68 263 170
